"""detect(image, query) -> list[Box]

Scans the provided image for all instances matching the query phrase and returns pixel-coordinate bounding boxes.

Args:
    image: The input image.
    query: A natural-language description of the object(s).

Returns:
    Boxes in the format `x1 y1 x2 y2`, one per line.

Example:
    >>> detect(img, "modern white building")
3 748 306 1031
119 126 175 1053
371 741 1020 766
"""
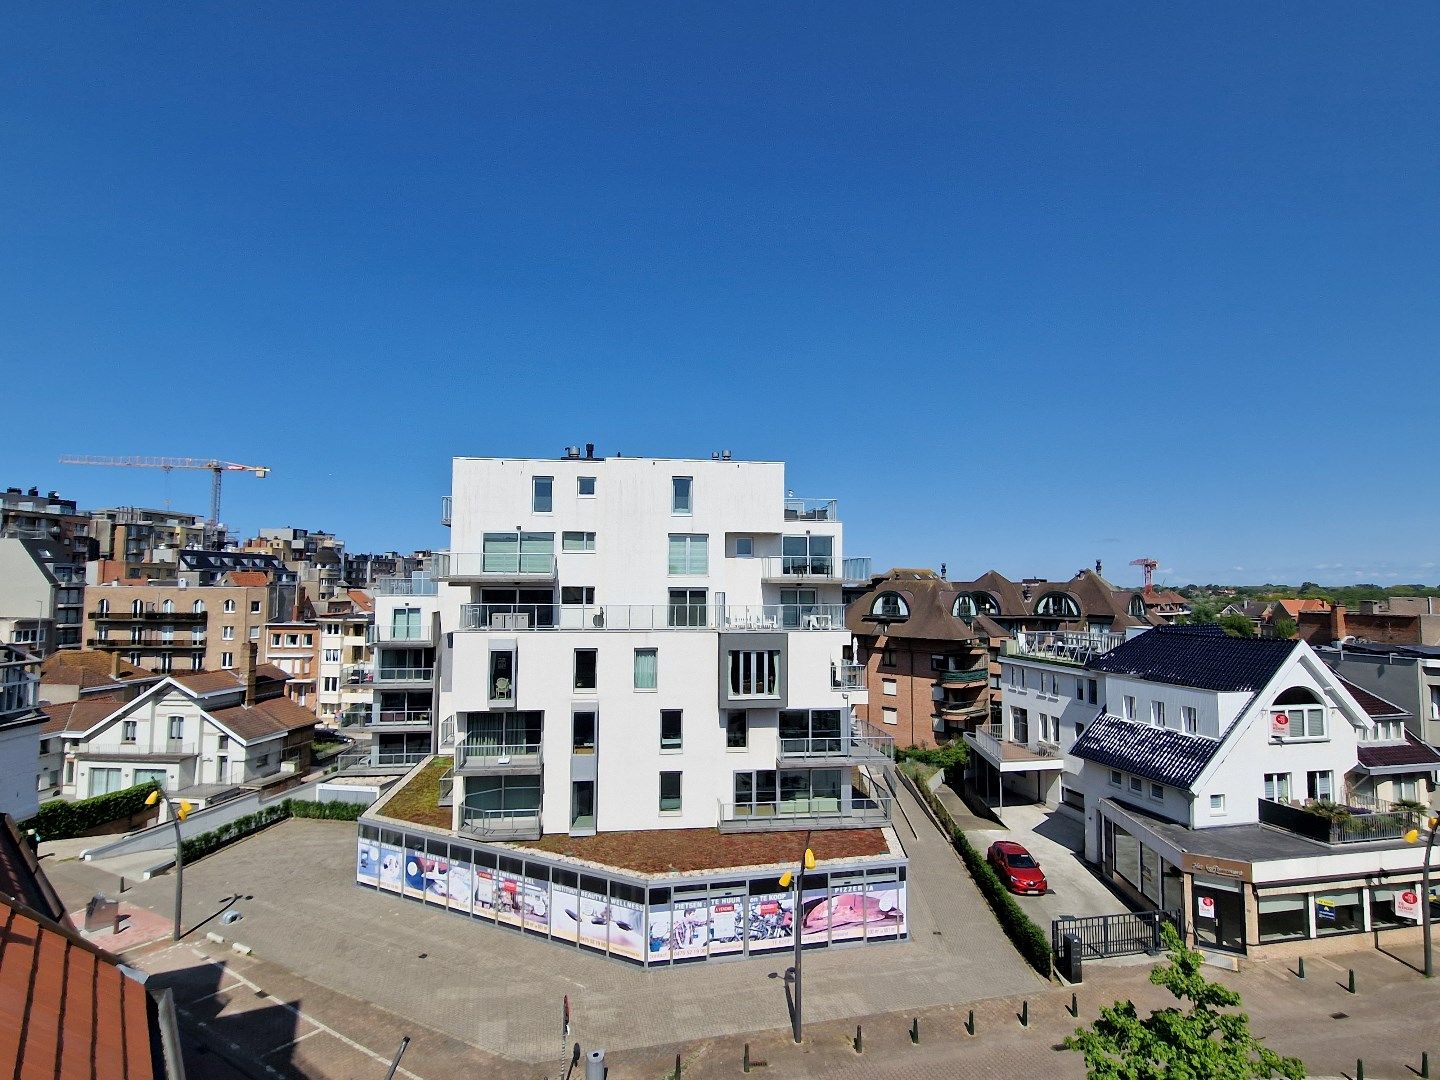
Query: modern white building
980 624 1440 959
355 451 908 967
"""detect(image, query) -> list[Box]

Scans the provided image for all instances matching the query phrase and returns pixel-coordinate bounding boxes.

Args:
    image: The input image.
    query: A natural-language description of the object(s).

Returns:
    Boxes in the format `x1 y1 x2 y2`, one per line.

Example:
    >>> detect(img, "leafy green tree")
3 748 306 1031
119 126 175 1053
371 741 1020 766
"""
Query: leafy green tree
1216 613 1255 638
1063 925 1305 1079
1181 598 1224 625
1270 617 1297 640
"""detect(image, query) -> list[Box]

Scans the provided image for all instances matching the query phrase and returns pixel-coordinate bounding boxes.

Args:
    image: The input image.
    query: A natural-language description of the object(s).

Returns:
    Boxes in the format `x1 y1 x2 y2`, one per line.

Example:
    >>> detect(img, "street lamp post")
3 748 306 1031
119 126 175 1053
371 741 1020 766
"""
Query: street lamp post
145 787 193 941
778 831 816 1044
1404 813 1440 978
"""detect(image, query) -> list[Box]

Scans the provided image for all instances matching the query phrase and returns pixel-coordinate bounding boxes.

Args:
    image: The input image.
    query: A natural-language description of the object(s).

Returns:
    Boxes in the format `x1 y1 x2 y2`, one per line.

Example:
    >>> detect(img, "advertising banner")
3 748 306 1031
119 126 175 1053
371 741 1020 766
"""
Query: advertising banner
378 844 403 894
607 895 646 961
446 859 473 915
800 888 831 945
401 848 428 899
669 896 709 960
472 866 497 919
864 879 904 939
495 869 524 928
1196 895 1216 921
1270 713 1291 738
577 886 611 952
551 882 580 944
1395 888 1422 922
747 890 793 953
520 874 551 935
356 838 379 883
709 892 745 957
1315 897 1337 923
647 902 672 962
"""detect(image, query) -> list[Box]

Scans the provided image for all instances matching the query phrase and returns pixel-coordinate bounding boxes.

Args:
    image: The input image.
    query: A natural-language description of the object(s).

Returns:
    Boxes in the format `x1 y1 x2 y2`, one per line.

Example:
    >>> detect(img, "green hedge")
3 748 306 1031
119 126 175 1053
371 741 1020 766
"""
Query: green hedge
901 770 1052 977
22 781 159 841
180 798 367 863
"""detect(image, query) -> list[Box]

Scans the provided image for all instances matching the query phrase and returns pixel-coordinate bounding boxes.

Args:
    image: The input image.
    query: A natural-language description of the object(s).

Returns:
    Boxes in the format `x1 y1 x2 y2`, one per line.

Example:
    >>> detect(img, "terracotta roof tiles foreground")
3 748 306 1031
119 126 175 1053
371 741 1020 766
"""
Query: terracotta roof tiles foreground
1356 732 1440 772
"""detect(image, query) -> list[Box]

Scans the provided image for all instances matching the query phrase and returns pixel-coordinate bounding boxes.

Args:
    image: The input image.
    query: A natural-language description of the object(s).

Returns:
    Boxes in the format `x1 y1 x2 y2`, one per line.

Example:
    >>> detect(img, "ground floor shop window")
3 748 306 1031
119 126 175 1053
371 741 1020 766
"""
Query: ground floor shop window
1257 893 1309 943
1370 883 1422 930
1314 888 1365 936
1193 885 1245 952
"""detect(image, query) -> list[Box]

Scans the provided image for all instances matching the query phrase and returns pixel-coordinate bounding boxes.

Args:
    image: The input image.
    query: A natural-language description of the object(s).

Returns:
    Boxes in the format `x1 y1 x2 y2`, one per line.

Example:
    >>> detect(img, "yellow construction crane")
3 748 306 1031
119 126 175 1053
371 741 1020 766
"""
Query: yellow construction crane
59 455 270 528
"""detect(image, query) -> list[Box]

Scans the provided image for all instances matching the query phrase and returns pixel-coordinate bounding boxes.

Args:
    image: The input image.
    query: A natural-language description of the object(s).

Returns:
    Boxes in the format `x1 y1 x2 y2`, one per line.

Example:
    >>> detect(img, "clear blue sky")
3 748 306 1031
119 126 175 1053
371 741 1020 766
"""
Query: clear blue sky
3 3 1437 588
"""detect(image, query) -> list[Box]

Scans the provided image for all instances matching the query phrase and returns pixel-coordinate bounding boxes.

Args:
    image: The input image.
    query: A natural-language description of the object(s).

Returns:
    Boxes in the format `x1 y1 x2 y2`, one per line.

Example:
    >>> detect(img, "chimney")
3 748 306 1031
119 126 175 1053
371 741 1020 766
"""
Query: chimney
585 443 595 460
1331 605 1348 644
111 649 122 679
243 642 259 706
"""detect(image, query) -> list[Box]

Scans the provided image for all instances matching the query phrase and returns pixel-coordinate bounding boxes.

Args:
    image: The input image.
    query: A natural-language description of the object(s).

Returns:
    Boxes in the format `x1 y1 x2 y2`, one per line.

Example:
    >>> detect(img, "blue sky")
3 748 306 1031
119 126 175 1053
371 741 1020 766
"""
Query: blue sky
3 4 1437 587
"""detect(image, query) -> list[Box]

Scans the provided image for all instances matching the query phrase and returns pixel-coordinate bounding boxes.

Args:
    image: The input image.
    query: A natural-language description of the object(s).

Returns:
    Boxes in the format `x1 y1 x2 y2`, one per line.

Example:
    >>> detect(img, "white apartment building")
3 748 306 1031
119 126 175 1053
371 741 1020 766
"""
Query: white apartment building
355 452 908 968
980 624 1440 960
433 452 881 839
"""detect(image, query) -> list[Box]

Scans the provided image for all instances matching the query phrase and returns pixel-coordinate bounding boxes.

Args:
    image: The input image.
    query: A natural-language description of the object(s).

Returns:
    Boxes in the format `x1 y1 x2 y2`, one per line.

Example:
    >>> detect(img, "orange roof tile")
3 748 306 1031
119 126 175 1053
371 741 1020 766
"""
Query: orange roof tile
227 570 270 587
41 699 123 736
40 650 152 690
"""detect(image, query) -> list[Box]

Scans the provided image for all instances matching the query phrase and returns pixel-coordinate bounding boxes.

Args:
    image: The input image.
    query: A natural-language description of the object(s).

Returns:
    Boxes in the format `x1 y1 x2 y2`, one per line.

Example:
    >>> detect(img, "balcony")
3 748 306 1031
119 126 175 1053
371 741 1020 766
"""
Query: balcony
1005 630 1126 665
1258 798 1422 845
455 741 543 774
760 556 842 584
964 723 1065 772
459 807 542 841
374 666 433 686
778 725 893 765
717 790 891 833
372 622 435 645
830 662 865 690
87 638 205 650
91 610 207 623
372 576 438 596
455 603 849 632
783 497 838 522
433 551 557 583
937 668 989 685
342 663 374 686
440 495 452 526
343 707 432 730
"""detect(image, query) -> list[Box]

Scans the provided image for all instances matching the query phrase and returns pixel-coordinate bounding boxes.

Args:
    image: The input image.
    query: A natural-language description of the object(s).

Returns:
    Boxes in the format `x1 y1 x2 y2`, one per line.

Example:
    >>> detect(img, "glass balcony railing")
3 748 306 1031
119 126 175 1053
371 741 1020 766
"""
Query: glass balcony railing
433 552 557 580
455 603 849 632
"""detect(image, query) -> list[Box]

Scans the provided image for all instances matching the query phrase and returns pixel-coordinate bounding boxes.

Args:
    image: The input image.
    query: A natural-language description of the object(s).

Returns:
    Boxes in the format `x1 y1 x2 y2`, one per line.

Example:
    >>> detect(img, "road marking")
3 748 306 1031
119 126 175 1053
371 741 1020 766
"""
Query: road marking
186 980 245 1006
263 1026 324 1057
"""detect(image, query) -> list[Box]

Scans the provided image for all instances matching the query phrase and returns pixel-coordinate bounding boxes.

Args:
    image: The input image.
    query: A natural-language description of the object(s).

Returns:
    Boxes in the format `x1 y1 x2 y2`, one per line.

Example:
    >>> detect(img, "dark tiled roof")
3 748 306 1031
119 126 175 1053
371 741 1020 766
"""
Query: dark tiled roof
1336 675 1409 719
1356 732 1440 771
1071 714 1222 788
1086 623 1295 692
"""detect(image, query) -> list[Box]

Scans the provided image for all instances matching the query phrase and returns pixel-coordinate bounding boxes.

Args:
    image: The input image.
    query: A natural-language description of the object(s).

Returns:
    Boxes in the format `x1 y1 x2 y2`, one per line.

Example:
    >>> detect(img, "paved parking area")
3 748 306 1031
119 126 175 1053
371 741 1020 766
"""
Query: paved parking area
44 783 1041 1073
968 802 1131 930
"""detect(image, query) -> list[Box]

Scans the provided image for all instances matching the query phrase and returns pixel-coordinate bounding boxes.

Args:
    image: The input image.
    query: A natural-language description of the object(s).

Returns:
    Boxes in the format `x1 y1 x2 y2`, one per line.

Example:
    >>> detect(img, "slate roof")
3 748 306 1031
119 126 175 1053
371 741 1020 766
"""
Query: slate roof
1070 714 1222 788
1356 732 1440 772
1086 623 1296 692
1335 676 1409 720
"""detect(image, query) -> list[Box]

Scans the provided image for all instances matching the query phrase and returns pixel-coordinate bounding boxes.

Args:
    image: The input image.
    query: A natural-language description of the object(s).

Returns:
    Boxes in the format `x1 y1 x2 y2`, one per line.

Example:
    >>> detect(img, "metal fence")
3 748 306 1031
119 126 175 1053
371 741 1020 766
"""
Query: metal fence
1051 909 1183 960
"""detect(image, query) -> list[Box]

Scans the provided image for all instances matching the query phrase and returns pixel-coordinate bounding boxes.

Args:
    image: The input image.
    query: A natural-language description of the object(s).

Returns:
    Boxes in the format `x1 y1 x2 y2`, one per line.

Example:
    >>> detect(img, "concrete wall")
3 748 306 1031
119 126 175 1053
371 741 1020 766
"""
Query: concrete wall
0 720 41 820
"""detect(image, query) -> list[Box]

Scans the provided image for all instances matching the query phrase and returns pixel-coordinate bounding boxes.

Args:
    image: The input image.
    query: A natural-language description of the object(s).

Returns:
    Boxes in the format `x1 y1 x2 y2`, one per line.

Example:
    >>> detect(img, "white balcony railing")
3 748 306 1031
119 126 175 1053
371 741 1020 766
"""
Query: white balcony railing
1007 630 1126 664
455 603 848 632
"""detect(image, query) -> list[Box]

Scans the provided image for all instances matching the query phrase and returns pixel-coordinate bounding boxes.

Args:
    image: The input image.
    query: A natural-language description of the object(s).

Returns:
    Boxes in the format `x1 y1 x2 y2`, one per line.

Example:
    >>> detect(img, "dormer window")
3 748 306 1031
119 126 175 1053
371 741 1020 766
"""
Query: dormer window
871 592 909 620
1035 592 1081 618
952 592 999 619
1128 595 1146 619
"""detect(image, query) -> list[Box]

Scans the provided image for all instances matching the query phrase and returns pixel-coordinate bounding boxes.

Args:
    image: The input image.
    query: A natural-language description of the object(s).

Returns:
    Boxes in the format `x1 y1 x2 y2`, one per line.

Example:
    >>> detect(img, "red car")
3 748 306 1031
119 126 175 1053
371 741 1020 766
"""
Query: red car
987 840 1048 895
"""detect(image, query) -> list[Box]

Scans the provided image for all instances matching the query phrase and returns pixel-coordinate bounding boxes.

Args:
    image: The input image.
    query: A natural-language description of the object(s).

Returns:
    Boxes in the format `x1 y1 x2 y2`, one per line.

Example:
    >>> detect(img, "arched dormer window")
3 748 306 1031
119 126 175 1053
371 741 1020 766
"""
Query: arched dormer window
871 592 910 619
952 592 1000 619
162 599 174 614
1271 686 1326 741
1034 592 1081 618
1128 594 1146 619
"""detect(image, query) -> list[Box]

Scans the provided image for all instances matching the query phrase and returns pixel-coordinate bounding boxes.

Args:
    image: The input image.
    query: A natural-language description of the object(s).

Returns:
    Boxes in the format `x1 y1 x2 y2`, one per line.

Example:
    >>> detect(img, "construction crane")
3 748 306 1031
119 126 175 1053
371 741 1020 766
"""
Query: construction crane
59 455 270 528
1130 557 1159 597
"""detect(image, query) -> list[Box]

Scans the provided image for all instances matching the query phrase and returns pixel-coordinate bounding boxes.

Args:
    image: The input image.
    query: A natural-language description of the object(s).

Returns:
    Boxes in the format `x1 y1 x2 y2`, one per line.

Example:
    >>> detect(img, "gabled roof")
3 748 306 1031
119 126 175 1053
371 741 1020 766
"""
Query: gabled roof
170 664 289 695
1086 624 1296 692
41 699 125 736
1335 675 1409 720
40 650 152 690
1070 714 1223 788
226 570 270 587
347 589 374 613
1356 732 1440 772
206 695 319 742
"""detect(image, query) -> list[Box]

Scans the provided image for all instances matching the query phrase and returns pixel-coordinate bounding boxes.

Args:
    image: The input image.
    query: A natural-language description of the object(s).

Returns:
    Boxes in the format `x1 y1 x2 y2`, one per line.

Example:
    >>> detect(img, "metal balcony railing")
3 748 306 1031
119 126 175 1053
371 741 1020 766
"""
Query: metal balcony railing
373 750 431 768
783 497 838 521
454 603 849 632
458 807 542 839
373 622 434 644
433 552 557 580
759 556 840 581
375 666 433 683
777 728 893 761
937 668 989 685
1006 630 1126 664
830 662 866 690
717 791 892 830
456 741 543 770
371 575 438 596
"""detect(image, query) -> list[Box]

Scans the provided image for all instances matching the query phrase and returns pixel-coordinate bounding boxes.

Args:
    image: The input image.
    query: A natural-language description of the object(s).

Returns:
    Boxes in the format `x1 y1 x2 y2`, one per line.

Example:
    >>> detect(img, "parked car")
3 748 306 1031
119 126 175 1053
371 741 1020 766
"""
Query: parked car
987 840 1048 895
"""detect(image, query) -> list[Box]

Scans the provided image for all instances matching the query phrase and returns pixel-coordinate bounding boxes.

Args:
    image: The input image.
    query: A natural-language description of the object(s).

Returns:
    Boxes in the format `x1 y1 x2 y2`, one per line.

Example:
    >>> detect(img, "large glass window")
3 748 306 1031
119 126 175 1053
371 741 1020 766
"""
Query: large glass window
660 710 683 751
391 607 421 638
574 649 597 691
1257 893 1309 943
726 710 748 748
482 532 555 573
667 534 708 575
778 588 819 630
780 534 833 576
1370 882 1422 930
88 768 122 796
1315 888 1365 935
728 650 780 697
668 588 707 627
572 710 596 754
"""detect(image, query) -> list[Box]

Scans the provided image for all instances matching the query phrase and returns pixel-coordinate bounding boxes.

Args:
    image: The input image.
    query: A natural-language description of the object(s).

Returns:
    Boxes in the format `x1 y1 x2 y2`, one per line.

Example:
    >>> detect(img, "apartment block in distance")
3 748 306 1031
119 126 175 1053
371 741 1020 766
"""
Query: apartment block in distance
357 450 908 966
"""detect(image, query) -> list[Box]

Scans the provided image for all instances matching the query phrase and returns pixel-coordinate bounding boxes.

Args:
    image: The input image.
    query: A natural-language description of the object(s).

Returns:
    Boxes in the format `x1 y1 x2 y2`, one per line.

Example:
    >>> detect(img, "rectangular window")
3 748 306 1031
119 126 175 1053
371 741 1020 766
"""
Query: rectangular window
572 710 596 754
562 531 596 552
249 627 259 641
1182 706 1197 734
1264 773 1292 801
659 771 682 812
1110 769 1122 787
121 720 137 743
1123 695 1135 721
667 534 708 575
726 710 748 748
881 707 897 726
667 588 707 627
481 531 556 573
1210 793 1227 814
1149 782 1164 802
1087 679 1098 705
882 648 896 667
1128 776 1143 793
168 716 183 740
324 648 340 663
221 651 234 668
634 648 658 690
323 676 338 692
734 537 753 557
222 625 235 640
1307 770 1333 801
532 476 553 513
728 650 781 698
1151 701 1165 727
1076 678 1085 701
671 476 692 515
250 601 261 614
577 476 596 497
561 585 596 606
660 710 683 751
573 649 597 691
882 678 897 696
1283 706 1328 741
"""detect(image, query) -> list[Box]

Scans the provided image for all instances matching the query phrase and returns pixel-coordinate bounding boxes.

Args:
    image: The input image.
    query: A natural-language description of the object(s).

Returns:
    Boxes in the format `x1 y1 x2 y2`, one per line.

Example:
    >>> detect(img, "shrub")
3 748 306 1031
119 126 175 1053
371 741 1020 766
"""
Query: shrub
285 798 365 821
179 799 367 862
22 781 160 841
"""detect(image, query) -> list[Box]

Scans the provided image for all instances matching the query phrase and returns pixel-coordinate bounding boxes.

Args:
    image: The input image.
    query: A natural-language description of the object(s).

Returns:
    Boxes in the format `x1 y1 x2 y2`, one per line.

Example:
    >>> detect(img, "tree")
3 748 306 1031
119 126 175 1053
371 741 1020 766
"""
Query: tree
1063 925 1305 1079
1216 613 1256 638
1270 617 1297 640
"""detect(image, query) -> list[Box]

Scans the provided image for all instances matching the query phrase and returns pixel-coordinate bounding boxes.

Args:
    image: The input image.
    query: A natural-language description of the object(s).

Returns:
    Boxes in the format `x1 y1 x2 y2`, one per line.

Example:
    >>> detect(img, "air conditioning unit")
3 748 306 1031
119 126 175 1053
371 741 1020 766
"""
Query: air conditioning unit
491 612 531 630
